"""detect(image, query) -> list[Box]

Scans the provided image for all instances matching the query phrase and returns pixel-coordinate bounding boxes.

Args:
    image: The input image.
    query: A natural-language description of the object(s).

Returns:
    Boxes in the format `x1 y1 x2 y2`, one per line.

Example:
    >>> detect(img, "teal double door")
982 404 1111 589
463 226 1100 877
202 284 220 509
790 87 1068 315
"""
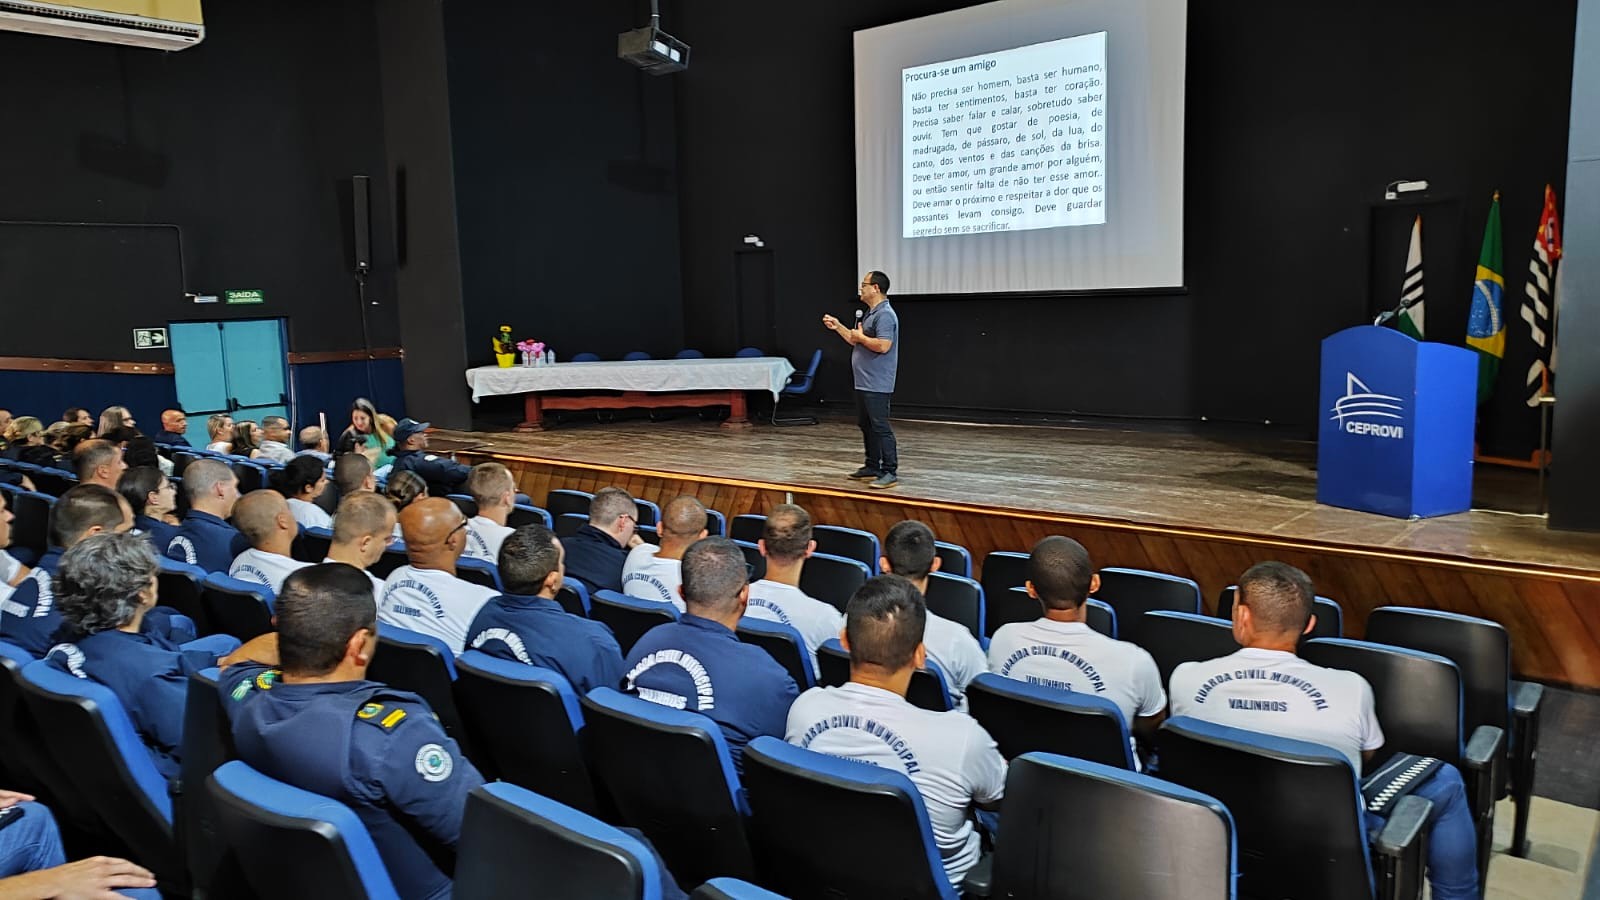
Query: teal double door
170 320 290 448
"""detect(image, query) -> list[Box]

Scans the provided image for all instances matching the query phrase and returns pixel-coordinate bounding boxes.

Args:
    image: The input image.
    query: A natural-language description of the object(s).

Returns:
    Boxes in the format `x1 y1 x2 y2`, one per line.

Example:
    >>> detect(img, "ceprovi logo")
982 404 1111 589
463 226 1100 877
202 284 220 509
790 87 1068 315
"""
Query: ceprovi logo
1330 373 1405 440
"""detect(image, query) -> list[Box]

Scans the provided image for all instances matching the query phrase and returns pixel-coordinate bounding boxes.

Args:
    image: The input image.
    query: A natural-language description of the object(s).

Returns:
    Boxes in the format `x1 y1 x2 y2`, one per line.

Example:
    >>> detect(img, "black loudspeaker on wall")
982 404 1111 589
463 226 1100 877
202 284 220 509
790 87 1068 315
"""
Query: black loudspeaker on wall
352 174 372 274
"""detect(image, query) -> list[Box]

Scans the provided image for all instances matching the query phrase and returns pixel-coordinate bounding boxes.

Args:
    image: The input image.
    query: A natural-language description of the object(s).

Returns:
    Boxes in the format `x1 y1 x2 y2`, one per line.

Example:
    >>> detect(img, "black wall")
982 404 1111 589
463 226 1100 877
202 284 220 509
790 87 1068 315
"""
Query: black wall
444 1 684 366
0 0 399 361
673 0 1577 427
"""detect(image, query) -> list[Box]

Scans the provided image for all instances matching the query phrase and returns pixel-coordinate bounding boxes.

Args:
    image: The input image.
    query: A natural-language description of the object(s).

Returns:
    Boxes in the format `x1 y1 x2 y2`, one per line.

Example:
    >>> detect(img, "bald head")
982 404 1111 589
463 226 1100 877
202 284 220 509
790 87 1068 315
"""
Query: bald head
399 497 468 571
658 496 709 558
234 489 295 551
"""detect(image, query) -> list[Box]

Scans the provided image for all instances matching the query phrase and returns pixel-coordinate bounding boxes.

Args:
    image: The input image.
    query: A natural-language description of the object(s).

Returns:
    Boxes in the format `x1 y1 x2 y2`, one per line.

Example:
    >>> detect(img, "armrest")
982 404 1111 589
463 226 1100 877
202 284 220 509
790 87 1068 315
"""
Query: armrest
960 853 993 898
1513 680 1544 718
1511 680 1543 777
1371 795 1431 900
1462 725 1506 818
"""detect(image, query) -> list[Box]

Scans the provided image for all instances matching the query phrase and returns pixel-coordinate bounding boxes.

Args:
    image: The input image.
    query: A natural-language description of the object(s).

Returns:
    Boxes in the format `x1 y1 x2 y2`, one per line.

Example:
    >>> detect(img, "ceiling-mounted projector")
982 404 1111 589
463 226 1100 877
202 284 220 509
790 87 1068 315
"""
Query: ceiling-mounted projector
618 18 689 74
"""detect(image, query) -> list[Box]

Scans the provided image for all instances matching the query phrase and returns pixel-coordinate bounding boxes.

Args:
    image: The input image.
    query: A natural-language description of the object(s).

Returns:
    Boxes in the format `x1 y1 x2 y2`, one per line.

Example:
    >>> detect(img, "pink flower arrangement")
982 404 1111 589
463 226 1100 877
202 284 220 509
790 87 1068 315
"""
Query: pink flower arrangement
515 339 545 357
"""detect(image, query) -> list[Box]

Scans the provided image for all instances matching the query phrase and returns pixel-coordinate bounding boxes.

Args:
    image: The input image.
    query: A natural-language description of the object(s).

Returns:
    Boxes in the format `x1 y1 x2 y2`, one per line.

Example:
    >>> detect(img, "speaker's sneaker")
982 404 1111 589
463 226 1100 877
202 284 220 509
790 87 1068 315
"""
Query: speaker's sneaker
848 467 880 480
869 473 899 489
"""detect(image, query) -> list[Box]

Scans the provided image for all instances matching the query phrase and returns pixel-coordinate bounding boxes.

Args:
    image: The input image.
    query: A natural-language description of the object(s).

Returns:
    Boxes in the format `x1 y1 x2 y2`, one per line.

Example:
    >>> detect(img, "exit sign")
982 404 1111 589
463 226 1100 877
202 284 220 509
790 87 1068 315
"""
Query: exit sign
133 328 168 350
226 289 265 305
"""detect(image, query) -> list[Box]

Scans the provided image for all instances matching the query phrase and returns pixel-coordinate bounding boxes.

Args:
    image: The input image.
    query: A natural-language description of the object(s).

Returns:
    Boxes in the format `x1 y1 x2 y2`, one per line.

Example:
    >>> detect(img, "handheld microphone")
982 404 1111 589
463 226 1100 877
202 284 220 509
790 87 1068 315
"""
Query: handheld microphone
855 309 864 330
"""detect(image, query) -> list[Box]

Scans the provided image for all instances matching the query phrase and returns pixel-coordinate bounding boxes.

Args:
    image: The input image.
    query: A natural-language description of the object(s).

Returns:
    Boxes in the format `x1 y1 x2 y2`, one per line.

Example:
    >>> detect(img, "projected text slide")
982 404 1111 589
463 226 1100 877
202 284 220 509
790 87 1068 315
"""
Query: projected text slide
902 32 1107 238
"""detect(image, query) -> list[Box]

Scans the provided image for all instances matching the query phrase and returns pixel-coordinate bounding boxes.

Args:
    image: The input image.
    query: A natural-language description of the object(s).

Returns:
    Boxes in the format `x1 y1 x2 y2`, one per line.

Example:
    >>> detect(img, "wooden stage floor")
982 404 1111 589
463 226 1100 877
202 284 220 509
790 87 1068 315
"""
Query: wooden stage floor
436 416 1600 687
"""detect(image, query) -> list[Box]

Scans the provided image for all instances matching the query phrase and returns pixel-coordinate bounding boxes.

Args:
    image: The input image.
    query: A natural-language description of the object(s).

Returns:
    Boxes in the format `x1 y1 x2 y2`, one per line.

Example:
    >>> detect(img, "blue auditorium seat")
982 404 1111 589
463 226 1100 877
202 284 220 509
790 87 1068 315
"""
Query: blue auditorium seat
728 514 765 544
932 540 972 579
555 512 589 538
1092 567 1202 646
733 347 765 358
978 551 1030 633
508 502 555 529
816 638 951 712
811 523 880 570
557 576 592 617
368 624 471 755
592 590 679 655
456 556 504 592
200 573 275 641
797 551 872 614
736 616 815 689
446 493 479 519
965 673 1134 768
545 488 593 518
924 572 986 640
703 508 727 536
634 497 661 527
156 557 211 634
1139 610 1239 686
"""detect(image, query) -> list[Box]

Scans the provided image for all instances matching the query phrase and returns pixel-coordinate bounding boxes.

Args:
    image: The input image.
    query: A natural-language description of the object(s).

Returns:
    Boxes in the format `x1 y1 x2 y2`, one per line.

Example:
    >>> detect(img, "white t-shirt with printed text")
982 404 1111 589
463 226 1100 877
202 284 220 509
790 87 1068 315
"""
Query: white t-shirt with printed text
323 557 385 606
378 564 499 654
463 516 515 565
621 544 685 612
287 498 332 531
922 612 988 709
227 548 312 595
744 579 844 675
785 682 1006 889
1169 647 1384 774
986 619 1166 726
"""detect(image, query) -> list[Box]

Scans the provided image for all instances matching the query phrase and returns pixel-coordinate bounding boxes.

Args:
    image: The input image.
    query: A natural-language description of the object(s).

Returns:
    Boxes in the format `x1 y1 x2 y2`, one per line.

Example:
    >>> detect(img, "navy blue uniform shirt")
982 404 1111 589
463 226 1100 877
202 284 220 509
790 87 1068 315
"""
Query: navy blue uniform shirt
622 614 799 772
165 510 251 573
389 448 470 498
219 662 484 900
135 515 179 555
152 430 193 448
0 550 192 656
465 593 626 694
563 525 629 595
45 629 224 781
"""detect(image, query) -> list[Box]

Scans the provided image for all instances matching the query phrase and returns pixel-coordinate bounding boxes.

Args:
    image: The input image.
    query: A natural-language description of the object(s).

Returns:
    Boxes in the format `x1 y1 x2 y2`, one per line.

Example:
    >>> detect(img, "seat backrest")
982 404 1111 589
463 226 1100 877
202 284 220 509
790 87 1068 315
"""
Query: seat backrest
570 352 602 362
965 673 1134 768
741 736 955 900
157 558 211 634
633 498 660 527
1157 716 1373 900
591 590 679 655
736 617 814 689
172 450 200 478
456 557 503 592
782 349 823 393
798 552 872 613
914 536 966 578
453 781 661 900
231 461 265 494
507 503 554 529
19 660 180 881
812 524 880 569
1139 611 1239 687
208 760 400 900
816 639 949 711
635 524 660 545
545 489 594 518
732 540 766 583
994 753 1236 900
692 878 787 900
369 625 469 754
0 641 106 839
1302 638 1464 765
998 590 1118 638
446 494 479 519
556 577 592 617
996 586 1042 636
10 490 53 556
182 669 253 898
201 574 276 642
453 651 599 815
1084 598 1118 639
555 512 589 538
1093 568 1202 646
1364 607 1511 737
978 551 1030 626
1217 586 1344 640
31 469 76 498
368 543 409 580
729 513 766 544
295 526 333 564
924 572 985 640
581 688 754 886
703 508 727 536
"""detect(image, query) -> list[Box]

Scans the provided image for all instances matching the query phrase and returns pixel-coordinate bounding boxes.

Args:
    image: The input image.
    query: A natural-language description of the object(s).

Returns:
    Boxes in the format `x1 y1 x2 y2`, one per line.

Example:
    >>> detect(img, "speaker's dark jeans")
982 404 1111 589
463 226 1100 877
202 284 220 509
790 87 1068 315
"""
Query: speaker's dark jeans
855 389 898 475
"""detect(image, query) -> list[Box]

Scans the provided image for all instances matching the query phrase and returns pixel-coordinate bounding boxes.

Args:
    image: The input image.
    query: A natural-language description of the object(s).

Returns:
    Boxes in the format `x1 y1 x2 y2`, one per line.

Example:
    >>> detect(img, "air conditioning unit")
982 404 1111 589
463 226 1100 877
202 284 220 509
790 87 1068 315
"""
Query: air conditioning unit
0 0 204 50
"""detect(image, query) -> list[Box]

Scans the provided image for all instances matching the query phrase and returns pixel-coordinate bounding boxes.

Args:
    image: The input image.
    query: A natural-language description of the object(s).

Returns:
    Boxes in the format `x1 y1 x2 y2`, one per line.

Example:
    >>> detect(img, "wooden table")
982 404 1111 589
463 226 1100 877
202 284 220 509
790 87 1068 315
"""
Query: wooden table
465 357 796 431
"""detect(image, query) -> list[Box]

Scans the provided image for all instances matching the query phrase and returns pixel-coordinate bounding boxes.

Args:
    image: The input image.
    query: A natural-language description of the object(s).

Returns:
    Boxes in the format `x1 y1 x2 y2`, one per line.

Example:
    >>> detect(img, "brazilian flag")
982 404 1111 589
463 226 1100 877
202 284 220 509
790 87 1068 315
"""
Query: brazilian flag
1465 192 1505 405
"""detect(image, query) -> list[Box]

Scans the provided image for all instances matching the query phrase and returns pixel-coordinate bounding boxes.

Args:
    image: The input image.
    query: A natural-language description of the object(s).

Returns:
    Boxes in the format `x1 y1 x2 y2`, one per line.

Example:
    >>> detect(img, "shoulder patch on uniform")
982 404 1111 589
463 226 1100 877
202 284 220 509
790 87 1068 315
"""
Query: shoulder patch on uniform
357 702 384 720
355 703 408 731
414 743 454 782
229 678 254 702
254 669 282 691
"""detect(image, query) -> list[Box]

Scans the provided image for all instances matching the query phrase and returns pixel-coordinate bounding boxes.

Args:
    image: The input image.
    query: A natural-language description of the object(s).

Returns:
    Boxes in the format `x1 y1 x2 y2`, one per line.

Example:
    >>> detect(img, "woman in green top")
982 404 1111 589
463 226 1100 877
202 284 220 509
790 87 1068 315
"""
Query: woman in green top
336 397 395 470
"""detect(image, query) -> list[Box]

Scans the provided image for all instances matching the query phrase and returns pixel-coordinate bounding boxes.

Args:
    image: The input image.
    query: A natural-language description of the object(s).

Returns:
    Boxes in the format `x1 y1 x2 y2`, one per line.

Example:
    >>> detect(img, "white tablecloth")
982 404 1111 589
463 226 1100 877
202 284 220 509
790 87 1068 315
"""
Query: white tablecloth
465 357 797 402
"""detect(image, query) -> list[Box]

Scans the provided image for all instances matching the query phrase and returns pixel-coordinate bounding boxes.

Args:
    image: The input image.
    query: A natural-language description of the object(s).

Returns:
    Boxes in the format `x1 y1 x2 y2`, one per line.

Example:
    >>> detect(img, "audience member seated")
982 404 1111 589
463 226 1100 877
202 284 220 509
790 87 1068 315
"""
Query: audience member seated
0 494 31 601
336 398 395 471
621 495 708 610
785 574 1005 890
744 503 842 672
378 497 499 653
256 416 296 464
3 484 189 655
461 463 516 565
228 490 312 594
53 424 95 467
0 409 10 448
273 456 333 530
152 409 192 448
120 435 172 477
45 532 276 782
219 564 483 900
623 536 797 772
118 466 180 552
986 535 1166 751
2 416 44 461
0 791 158 898
564 486 642 594
1170 561 1479 900
205 413 234 453
74 438 127 490
881 521 987 708
63 407 93 428
296 425 332 462
324 492 397 599
230 421 263 459
388 418 470 498
96 406 135 438
165 459 250 572
385 470 429 538
465 524 625 694
336 451 377 499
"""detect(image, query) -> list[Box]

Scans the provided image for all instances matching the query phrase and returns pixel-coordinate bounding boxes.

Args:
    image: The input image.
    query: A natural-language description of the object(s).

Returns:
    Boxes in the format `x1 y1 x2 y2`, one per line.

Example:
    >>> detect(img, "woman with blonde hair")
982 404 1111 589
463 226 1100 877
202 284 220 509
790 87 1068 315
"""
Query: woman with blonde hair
3 417 44 461
97 406 136 437
205 414 234 453
337 398 395 470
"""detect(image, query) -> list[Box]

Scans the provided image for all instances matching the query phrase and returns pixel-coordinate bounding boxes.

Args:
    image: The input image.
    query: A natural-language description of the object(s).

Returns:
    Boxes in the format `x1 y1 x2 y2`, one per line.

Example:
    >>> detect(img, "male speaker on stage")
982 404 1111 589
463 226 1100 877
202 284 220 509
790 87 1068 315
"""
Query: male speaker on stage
823 271 900 489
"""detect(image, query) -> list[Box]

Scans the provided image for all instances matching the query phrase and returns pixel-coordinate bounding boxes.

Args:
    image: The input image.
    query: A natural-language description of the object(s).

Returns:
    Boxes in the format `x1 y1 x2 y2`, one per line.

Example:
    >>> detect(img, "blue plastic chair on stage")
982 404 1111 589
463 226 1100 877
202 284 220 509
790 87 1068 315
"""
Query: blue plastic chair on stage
734 347 765 358
208 760 400 900
623 351 653 361
675 348 706 359
570 352 601 362
773 349 823 426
